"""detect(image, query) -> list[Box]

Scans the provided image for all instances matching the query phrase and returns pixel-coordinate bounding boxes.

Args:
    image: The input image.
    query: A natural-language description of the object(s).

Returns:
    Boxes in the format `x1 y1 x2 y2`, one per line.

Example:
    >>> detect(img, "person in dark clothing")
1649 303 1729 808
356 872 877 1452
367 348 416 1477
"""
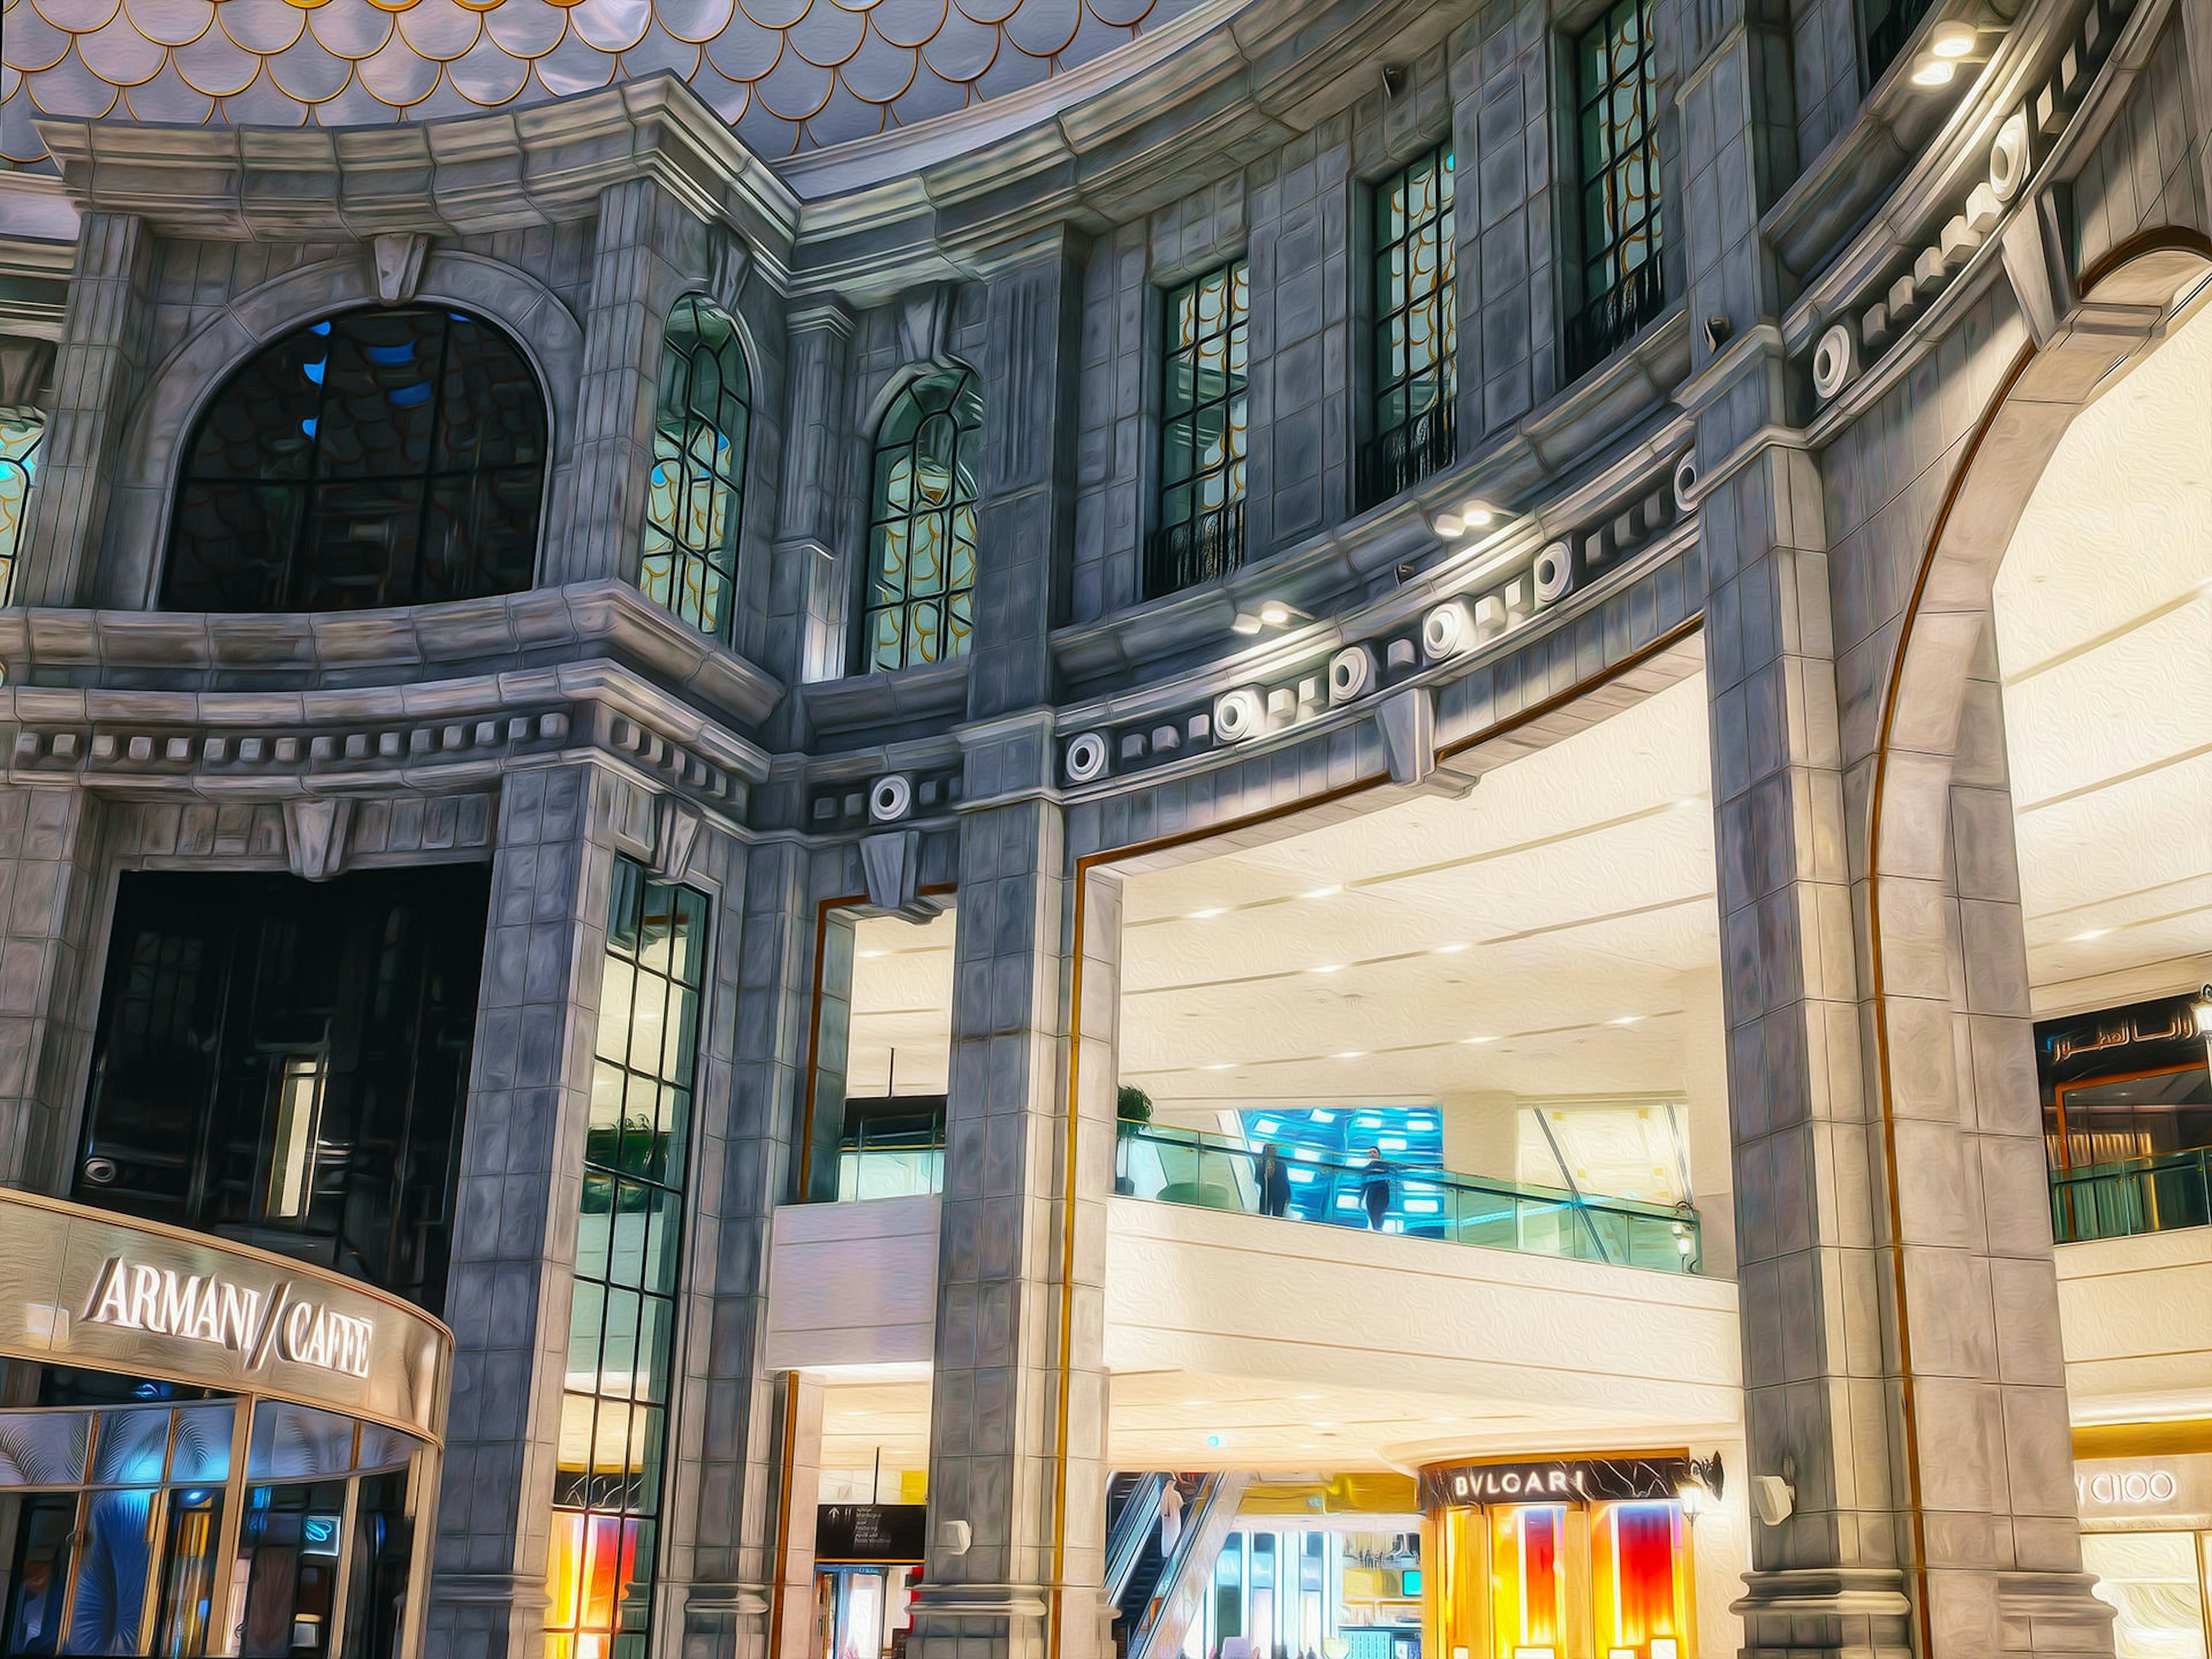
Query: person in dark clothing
1359 1146 1392 1230
1255 1142 1293 1217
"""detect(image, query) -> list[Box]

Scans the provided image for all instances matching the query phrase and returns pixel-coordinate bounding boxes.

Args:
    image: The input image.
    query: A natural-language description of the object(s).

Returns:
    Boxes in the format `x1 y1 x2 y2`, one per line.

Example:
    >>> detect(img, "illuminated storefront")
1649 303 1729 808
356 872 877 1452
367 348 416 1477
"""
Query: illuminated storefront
2073 1448 2212 1659
0 1188 451 1659
1423 1457 1695 1659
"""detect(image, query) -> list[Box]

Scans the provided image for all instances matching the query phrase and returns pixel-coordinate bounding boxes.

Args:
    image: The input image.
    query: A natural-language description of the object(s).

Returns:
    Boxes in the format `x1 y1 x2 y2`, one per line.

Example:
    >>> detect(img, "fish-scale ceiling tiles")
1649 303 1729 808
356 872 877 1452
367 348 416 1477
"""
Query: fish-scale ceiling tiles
0 0 1206 167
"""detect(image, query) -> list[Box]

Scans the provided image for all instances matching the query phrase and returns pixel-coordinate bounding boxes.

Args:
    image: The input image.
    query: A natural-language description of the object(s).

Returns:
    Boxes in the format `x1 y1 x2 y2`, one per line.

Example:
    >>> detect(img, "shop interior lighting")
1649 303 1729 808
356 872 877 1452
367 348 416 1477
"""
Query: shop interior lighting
1188 907 1226 920
2070 927 2109 941
1335 1050 1368 1060
1609 1014 1644 1025
1310 963 1345 975
1434 942 1468 954
1305 884 1343 899
1462 1035 1497 1045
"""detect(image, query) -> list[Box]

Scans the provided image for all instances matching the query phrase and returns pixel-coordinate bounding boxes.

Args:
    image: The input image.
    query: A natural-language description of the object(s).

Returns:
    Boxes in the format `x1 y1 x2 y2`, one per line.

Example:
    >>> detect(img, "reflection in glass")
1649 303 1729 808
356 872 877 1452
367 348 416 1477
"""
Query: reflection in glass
640 296 751 642
862 369 983 672
549 859 709 1659
163 307 546 612
0 405 44 606
1151 261 1249 597
1366 143 1456 505
1567 0 1665 376
69 1488 156 1655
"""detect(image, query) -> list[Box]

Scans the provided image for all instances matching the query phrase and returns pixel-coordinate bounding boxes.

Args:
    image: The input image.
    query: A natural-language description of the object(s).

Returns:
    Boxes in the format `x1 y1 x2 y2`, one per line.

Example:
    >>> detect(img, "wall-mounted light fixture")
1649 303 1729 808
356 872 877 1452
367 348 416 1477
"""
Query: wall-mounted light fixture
1429 501 1498 539
1232 597 1312 635
1677 1451 1725 1523
1910 19 1988 86
2191 983 2212 1037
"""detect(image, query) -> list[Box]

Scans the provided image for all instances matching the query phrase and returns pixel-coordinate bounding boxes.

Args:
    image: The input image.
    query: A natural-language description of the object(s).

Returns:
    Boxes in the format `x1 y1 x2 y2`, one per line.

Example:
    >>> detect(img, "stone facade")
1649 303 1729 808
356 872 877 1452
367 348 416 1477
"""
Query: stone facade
3 0 2209 1650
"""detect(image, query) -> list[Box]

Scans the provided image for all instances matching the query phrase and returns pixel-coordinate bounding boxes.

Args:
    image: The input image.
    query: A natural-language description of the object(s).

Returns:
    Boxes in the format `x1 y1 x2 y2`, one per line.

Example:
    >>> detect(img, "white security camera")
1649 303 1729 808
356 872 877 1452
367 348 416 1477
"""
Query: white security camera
1751 1475 1795 1527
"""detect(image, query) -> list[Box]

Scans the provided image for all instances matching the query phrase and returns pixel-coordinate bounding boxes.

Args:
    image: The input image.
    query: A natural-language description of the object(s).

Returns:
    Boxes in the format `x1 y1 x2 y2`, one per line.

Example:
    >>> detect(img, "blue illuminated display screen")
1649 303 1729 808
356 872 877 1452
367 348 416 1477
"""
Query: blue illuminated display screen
1237 1105 1445 1230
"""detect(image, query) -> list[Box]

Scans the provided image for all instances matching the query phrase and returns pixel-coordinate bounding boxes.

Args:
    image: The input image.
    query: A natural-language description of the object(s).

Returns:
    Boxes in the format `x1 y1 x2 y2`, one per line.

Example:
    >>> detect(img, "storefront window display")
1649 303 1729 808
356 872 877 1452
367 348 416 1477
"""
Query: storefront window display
1177 1528 1420 1659
1426 1457 1693 1659
2073 1450 2212 1659
0 1191 450 1659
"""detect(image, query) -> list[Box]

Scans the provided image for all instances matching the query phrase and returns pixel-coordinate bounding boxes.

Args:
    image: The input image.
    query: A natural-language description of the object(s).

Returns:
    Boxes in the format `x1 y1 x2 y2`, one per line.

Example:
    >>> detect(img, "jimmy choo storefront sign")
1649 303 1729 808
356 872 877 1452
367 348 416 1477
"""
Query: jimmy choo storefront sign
82 1256 376 1379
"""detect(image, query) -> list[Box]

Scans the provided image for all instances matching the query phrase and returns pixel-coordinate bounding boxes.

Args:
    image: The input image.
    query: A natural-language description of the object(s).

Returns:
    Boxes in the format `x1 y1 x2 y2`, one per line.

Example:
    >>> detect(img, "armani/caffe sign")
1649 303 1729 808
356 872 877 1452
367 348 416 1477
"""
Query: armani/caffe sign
83 1256 375 1380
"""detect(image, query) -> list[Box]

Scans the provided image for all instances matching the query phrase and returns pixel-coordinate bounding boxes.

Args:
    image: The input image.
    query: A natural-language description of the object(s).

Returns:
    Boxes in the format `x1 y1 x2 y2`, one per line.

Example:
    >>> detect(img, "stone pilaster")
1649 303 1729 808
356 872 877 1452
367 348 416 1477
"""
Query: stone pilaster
22 212 154 608
772 304 858 698
426 764 626 1659
909 759 1113 1659
680 838 820 1659
0 787 105 1191
554 178 695 591
968 232 1086 720
771 1374 827 1659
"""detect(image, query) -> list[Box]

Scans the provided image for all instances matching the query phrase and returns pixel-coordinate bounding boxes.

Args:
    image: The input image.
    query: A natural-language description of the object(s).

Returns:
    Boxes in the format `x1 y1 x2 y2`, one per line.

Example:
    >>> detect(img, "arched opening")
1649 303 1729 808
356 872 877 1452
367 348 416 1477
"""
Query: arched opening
161 306 547 613
860 367 982 673
1868 240 2212 1656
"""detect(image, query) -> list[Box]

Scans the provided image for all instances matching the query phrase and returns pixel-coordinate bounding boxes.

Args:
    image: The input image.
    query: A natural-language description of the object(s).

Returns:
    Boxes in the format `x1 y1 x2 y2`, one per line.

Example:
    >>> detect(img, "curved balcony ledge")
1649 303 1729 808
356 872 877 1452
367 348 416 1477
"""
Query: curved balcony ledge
2058 1225 2212 1424
1049 309 1692 696
0 579 785 734
800 657 972 743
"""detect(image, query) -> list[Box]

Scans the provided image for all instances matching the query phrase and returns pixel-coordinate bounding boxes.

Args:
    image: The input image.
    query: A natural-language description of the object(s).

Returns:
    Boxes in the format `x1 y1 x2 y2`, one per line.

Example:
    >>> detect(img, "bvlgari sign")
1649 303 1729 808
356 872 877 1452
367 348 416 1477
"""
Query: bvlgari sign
1421 1454 1690 1508
83 1256 376 1380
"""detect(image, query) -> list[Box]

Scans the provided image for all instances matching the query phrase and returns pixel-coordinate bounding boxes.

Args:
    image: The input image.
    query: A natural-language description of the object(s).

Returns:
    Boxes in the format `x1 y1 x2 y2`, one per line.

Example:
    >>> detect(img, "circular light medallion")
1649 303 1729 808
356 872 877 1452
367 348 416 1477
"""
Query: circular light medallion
1064 732 1109 785
868 772 914 823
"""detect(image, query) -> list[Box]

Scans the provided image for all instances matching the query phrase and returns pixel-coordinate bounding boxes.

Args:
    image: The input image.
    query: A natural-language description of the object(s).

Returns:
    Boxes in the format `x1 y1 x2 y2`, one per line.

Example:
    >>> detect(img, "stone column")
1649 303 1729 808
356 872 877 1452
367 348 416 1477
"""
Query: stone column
908 766 1114 1659
1704 449 2111 1655
22 211 154 607
681 838 823 1659
426 764 626 1659
554 178 695 590
771 305 858 699
968 231 1085 720
0 786 105 1191
1678 965 1736 1277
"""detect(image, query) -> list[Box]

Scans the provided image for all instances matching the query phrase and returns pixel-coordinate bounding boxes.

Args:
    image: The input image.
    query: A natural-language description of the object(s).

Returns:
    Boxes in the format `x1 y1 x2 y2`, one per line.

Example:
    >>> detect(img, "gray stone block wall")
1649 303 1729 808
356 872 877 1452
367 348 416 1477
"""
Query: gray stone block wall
2072 12 2209 274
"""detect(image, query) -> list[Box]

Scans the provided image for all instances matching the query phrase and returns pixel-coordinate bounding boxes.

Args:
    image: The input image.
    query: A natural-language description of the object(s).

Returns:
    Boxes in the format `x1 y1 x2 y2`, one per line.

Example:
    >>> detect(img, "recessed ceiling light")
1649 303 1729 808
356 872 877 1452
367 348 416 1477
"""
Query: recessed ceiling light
1462 1035 1496 1045
1609 1014 1643 1026
2071 928 2110 941
1335 1051 1368 1060
859 949 888 959
1204 1062 1235 1071
1310 963 1345 975
1434 942 1468 955
1305 885 1343 900
1189 907 1226 920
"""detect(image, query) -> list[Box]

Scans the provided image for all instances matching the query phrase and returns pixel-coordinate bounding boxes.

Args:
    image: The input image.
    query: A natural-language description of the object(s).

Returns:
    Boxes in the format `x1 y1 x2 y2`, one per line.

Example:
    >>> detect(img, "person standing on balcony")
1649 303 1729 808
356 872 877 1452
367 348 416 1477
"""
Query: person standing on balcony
1360 1148 1392 1230
1256 1143 1293 1218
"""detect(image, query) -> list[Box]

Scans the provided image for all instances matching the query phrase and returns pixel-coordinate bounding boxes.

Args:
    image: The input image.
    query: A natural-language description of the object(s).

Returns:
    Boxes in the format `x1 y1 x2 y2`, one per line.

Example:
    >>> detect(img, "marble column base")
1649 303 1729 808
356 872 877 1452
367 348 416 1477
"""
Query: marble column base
1737 1565 2120 1658
907 1582 1051 1659
1734 1565 1914 1658
423 1569 553 1659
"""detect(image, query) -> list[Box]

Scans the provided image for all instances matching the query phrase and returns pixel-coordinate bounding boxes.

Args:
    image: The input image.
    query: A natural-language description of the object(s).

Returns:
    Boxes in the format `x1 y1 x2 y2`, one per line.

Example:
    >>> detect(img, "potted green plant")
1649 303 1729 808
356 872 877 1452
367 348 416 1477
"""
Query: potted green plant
1114 1084 1153 1194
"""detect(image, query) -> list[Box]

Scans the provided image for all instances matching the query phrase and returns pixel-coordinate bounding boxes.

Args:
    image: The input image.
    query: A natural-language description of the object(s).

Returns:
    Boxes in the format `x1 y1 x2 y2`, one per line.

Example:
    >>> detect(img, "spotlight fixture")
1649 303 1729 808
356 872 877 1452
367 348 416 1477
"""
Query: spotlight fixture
1929 18 1977 54
1428 500 1499 539
1260 600 1291 626
1231 613 1264 635
1910 54 1956 85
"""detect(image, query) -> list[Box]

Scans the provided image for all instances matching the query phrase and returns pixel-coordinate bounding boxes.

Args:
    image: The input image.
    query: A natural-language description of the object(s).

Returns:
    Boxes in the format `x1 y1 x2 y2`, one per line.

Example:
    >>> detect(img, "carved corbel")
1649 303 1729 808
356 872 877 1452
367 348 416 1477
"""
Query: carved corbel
861 829 942 922
282 798 355 882
370 233 431 305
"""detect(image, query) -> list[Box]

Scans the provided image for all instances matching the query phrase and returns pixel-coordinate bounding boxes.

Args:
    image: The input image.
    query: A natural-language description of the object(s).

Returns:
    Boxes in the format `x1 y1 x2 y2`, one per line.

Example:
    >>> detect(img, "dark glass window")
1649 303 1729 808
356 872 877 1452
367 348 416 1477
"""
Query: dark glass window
641 296 751 642
163 307 546 612
548 861 708 1659
1863 0 1936 84
1149 260 1249 597
1567 0 1666 379
862 369 982 673
73 865 490 1313
1363 144 1458 507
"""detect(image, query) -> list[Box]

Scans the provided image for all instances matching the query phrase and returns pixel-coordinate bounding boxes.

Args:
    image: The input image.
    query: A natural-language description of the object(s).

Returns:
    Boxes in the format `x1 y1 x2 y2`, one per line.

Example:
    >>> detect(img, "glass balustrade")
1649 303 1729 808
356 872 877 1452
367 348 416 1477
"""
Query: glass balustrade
1112 1123 1700 1273
2050 1147 2212 1243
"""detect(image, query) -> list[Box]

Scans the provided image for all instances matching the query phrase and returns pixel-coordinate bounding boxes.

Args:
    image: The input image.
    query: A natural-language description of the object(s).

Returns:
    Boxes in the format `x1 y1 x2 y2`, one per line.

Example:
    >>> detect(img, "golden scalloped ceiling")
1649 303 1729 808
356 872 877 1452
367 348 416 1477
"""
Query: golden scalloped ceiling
0 0 1198 166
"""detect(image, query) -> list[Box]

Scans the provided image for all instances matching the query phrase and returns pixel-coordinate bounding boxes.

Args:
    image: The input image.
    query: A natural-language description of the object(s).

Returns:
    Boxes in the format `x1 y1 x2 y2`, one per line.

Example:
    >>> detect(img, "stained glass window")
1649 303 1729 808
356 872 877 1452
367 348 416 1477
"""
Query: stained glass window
1568 0 1666 378
0 407 43 606
547 861 708 1659
162 307 546 612
1150 260 1250 597
641 296 751 642
862 368 982 673
1365 145 1457 506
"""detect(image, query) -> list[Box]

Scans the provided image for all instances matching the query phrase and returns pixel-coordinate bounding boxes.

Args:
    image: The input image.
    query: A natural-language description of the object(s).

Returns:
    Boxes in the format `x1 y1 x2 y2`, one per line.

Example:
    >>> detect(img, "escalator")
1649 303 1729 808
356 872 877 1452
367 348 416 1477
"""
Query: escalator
1103 1471 1249 1659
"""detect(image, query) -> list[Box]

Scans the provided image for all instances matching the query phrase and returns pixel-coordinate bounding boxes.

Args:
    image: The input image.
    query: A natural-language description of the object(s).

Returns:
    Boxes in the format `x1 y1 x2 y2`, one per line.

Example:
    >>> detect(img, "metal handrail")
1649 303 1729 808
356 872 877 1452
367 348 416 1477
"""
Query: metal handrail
1113 1121 1700 1272
1104 1472 1170 1604
2050 1147 2212 1243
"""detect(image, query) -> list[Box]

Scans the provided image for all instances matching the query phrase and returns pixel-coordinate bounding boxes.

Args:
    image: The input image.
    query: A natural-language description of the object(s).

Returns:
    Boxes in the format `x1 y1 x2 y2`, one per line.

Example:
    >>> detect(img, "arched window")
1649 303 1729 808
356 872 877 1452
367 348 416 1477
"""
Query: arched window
640 296 751 641
862 368 982 673
163 307 546 612
0 406 43 606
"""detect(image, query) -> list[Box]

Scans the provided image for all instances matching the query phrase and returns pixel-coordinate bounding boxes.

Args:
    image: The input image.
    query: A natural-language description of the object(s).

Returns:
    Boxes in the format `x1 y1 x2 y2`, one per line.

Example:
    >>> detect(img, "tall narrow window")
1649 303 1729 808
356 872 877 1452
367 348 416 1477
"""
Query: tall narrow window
1862 0 1937 85
1364 144 1457 507
548 861 708 1659
641 296 751 642
0 406 45 605
1567 0 1666 379
862 368 982 673
1149 260 1249 598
